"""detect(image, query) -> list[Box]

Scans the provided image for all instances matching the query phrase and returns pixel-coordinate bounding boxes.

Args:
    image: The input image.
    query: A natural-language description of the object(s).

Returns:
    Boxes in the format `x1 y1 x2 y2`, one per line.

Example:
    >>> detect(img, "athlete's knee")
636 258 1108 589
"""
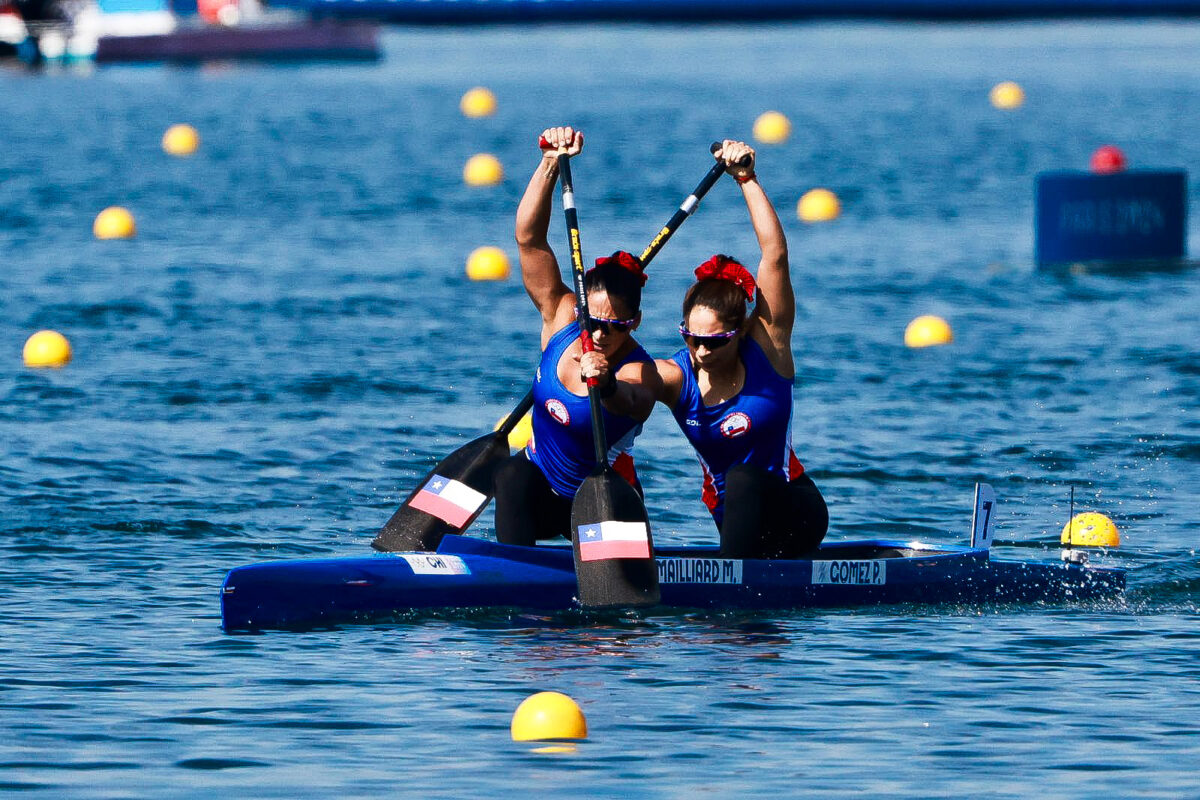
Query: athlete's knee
495 454 536 489
724 463 771 496
493 457 540 546
790 475 829 550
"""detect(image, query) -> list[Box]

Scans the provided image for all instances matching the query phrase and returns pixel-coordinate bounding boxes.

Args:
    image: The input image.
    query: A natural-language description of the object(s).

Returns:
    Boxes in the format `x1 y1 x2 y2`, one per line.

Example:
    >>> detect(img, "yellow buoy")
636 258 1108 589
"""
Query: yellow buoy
752 110 791 144
162 123 200 156
797 188 840 223
1061 512 1120 547
904 315 953 348
460 87 497 118
511 692 587 742
464 153 504 187
989 81 1025 110
23 330 72 368
466 246 511 281
93 206 136 240
496 410 533 450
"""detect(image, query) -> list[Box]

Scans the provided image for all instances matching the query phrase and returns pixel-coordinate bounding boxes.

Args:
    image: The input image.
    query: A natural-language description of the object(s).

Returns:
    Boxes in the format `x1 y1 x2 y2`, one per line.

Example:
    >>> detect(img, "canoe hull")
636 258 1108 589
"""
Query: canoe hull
220 535 1126 630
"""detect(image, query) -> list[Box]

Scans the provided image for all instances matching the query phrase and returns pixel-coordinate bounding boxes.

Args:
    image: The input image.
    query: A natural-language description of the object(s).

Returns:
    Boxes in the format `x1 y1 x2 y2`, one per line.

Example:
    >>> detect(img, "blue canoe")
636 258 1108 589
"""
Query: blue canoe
220 532 1125 631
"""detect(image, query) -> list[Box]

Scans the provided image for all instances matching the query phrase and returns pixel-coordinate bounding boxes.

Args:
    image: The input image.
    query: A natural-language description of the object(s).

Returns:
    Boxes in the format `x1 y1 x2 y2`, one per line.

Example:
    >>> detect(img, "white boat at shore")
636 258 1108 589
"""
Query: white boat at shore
3 0 378 64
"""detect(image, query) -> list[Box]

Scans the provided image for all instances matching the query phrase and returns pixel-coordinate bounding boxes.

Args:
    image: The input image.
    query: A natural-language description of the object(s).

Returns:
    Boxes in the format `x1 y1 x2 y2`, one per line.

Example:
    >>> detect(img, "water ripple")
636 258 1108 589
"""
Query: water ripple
3 22 1200 799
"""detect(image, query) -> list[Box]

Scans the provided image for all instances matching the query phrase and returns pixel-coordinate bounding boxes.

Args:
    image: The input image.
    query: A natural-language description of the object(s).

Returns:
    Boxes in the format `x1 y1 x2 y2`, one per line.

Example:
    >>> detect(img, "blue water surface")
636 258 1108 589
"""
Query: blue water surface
2 20 1199 797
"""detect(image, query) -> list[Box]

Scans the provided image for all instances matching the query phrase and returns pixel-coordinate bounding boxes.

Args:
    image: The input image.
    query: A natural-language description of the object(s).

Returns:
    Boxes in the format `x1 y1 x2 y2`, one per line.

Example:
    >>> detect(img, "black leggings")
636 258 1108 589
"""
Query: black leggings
719 465 828 559
493 455 573 547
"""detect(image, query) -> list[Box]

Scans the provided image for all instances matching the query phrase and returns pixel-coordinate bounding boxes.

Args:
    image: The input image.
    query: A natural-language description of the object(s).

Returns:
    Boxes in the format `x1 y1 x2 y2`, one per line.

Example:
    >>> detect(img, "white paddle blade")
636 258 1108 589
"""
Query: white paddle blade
971 483 997 549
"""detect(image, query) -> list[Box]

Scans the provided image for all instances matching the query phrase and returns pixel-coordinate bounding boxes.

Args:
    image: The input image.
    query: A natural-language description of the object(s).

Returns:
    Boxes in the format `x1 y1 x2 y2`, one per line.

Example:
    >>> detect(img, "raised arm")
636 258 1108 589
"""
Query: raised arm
716 139 795 377
515 126 581 347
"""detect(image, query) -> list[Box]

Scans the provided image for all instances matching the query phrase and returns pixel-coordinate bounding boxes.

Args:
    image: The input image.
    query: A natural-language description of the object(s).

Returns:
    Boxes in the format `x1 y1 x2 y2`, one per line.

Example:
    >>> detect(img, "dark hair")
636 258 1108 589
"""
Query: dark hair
682 278 748 331
584 252 643 315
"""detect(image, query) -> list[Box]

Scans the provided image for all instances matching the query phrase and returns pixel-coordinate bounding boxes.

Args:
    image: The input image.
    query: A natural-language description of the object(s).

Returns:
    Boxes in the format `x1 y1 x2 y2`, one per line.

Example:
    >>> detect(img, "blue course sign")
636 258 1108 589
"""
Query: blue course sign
1035 169 1187 266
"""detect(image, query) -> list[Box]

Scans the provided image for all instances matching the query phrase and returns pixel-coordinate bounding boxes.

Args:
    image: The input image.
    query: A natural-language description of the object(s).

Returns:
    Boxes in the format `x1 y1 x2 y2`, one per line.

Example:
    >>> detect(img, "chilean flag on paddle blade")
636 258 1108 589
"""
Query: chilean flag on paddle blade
577 521 651 562
409 474 487 528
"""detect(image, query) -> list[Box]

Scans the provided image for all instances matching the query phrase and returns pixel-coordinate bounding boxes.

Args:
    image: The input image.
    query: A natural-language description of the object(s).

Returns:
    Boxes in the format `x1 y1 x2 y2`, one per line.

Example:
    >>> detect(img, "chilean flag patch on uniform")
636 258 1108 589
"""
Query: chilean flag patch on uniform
719 411 752 438
577 520 651 561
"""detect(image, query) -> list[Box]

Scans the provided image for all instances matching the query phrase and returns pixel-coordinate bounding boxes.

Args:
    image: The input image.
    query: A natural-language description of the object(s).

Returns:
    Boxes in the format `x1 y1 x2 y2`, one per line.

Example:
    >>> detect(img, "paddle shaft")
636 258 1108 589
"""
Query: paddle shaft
636 143 730 264
554 145 660 608
555 151 610 465
497 390 534 436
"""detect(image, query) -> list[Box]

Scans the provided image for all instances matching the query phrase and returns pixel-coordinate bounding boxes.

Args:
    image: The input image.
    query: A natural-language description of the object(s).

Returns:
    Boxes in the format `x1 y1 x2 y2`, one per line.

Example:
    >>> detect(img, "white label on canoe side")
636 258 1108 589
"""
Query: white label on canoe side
657 558 743 584
812 560 887 586
400 554 471 576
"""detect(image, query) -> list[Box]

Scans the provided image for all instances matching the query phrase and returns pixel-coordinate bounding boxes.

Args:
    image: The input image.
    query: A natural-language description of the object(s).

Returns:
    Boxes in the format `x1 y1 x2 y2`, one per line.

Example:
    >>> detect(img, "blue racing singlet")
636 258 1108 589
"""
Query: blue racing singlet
670 336 805 526
526 323 651 498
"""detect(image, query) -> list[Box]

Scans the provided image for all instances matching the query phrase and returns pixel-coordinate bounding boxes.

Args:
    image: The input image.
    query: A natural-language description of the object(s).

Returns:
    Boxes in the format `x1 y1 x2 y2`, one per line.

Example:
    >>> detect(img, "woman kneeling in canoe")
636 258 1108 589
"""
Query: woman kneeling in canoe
657 140 827 558
494 126 661 546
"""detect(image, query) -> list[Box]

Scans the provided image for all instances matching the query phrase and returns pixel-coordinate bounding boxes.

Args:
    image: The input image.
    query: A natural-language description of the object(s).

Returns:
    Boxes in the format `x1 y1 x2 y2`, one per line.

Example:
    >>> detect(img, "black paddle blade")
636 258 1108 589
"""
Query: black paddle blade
372 431 509 552
570 467 660 608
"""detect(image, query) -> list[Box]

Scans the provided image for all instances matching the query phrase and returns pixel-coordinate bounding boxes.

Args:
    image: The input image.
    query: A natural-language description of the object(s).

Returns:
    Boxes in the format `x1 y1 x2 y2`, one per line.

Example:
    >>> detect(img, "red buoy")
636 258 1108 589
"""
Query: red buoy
1090 145 1127 174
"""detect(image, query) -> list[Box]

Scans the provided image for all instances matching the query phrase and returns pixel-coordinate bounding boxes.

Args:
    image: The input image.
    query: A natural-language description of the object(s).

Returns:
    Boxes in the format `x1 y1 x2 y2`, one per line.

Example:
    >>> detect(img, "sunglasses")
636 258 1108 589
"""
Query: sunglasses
577 309 636 335
679 322 738 350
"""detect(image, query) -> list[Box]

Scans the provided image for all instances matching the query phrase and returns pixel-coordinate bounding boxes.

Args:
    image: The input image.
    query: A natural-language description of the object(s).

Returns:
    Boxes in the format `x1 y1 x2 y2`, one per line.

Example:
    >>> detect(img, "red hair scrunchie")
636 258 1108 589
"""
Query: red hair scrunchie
694 254 756 301
590 250 648 287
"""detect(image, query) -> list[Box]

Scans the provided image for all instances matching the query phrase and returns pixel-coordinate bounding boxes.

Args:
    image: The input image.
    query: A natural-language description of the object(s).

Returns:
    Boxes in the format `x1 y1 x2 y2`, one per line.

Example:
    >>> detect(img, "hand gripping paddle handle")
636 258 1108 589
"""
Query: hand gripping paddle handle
709 140 754 167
